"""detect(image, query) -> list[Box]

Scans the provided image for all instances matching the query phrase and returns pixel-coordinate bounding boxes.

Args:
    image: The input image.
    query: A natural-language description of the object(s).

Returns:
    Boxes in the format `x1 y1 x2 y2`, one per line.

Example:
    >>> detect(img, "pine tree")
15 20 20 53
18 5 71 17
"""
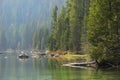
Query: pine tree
55 6 70 50
69 0 84 51
48 6 58 50
87 0 120 65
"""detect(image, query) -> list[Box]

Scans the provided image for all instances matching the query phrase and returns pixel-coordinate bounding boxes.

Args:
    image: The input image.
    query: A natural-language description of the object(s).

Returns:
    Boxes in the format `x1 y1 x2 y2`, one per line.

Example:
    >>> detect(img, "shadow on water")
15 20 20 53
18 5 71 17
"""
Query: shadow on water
0 52 120 80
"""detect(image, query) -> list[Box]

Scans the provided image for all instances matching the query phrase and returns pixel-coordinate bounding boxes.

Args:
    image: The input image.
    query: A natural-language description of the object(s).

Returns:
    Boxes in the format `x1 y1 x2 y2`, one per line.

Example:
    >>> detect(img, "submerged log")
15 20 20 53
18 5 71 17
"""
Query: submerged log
63 61 96 67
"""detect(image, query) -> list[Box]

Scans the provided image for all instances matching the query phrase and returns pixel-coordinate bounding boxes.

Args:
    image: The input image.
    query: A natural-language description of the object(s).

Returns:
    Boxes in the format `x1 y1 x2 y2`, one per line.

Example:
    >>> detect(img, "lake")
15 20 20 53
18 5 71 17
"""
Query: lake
0 52 120 80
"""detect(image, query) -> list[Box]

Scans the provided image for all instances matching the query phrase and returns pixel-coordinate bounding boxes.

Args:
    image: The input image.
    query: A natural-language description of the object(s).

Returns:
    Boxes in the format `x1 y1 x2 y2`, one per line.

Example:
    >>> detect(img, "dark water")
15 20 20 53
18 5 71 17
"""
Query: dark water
0 52 120 80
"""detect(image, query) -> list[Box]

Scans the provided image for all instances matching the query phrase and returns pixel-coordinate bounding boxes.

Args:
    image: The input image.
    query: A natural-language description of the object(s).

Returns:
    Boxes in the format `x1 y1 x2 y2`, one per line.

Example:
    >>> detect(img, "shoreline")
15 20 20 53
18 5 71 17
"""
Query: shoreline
31 50 120 70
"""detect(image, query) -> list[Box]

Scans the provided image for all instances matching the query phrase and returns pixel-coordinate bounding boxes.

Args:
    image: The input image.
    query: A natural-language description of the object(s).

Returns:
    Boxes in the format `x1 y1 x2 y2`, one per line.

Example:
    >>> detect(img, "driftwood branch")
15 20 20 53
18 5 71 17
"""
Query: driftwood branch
63 61 96 68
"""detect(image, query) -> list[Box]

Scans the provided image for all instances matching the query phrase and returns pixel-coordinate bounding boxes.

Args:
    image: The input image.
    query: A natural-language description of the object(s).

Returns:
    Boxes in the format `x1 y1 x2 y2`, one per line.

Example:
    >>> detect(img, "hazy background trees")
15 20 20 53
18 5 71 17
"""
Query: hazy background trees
0 0 65 50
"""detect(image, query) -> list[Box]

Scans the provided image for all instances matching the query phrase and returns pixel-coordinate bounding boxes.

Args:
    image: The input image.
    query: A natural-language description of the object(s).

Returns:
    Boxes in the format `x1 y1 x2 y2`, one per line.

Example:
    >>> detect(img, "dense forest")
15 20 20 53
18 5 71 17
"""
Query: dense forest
48 0 90 52
0 0 65 50
47 0 120 67
88 0 120 67
0 0 120 67
1 1 120 79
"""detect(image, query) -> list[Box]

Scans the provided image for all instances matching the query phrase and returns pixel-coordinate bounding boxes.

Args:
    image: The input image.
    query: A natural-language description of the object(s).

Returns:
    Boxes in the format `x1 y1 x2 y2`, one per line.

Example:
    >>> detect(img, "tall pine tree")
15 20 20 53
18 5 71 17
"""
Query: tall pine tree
87 0 120 65
69 0 84 51
48 6 58 50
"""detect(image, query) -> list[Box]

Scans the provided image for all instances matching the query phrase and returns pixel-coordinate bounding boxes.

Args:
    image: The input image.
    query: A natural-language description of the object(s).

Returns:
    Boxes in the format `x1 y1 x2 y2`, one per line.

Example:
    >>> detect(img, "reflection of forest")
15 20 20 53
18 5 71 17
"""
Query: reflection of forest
32 58 52 80
33 57 120 80
32 58 93 80
0 53 35 80
0 53 120 80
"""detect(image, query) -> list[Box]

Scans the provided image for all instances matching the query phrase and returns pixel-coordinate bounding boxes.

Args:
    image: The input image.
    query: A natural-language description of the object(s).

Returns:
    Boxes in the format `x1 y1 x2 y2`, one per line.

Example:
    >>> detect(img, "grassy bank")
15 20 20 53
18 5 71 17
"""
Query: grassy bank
62 54 92 62
49 51 92 63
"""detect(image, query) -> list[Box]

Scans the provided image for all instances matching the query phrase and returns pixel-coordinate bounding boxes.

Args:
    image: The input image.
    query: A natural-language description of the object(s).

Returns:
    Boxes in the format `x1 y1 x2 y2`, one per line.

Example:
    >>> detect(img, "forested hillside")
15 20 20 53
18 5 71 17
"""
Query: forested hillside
0 0 65 50
87 0 120 66
48 0 120 67
0 0 120 67
48 0 90 52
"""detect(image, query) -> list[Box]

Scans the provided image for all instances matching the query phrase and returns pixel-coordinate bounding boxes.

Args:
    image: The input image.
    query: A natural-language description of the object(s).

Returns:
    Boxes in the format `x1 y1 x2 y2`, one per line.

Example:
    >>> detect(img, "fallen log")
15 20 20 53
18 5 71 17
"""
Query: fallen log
63 61 96 67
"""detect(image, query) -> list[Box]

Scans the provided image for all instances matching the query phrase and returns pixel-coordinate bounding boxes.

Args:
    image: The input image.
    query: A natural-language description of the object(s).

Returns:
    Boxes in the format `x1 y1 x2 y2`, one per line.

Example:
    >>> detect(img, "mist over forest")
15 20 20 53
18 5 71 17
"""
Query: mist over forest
0 0 65 50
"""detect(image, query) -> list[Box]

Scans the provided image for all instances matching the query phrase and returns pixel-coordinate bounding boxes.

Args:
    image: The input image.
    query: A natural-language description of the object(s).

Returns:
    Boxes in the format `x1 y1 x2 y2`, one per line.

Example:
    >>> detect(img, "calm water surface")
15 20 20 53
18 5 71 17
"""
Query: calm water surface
0 52 120 80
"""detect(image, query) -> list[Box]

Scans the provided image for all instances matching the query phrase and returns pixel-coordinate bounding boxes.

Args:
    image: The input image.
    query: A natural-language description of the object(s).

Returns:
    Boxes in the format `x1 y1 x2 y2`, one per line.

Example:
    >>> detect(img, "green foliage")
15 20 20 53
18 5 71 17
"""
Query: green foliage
87 0 120 64
47 6 58 51
48 0 90 52
55 6 70 50
69 0 84 51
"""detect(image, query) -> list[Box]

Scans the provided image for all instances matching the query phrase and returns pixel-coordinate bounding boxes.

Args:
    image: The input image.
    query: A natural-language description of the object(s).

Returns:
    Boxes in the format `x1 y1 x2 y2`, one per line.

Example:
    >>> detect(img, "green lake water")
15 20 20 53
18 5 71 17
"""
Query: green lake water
0 52 120 80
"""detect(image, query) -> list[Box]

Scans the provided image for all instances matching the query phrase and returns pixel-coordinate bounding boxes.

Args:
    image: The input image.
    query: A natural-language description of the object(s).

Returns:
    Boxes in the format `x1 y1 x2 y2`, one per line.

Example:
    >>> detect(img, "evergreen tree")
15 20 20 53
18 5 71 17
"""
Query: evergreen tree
87 0 120 65
69 0 84 51
48 0 89 52
48 6 58 50
55 6 70 50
